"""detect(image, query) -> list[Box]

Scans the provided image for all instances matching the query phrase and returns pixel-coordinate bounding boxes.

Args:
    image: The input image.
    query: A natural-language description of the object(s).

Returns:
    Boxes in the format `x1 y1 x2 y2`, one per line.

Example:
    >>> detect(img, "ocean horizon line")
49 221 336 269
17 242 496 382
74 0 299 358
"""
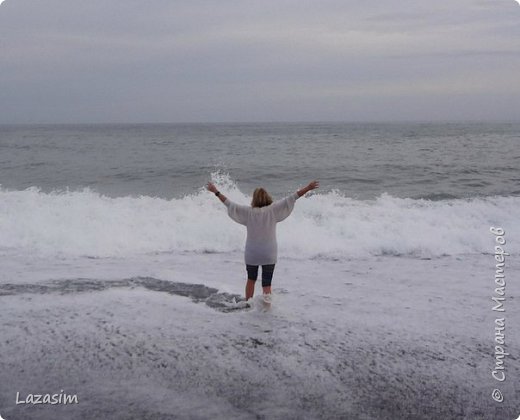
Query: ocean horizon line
1 119 520 127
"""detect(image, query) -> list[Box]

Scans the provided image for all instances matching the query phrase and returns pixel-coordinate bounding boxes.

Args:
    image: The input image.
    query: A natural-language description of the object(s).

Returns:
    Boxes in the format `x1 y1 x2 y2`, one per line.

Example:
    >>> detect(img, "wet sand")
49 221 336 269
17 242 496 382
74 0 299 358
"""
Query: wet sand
0 254 519 419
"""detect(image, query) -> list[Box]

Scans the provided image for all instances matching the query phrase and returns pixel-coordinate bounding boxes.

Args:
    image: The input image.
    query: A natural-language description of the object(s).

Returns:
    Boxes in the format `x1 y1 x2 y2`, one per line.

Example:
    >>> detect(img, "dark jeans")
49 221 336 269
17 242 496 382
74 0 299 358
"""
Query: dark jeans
246 264 276 287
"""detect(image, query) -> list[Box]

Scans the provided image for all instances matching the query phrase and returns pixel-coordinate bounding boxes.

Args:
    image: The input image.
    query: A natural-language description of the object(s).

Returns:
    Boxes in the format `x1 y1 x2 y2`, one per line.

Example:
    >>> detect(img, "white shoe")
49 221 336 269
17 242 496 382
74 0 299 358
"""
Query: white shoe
262 293 272 310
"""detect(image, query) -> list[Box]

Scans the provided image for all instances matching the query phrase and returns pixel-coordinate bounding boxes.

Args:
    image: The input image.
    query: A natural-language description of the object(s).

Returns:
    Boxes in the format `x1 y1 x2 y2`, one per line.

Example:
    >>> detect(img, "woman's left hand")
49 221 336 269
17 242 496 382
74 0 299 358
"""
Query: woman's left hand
206 182 218 193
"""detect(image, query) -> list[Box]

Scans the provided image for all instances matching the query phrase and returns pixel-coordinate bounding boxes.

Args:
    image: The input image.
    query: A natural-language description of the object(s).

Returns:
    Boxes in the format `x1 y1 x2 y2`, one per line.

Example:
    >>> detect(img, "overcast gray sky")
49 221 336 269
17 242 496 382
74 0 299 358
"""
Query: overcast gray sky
1 0 519 123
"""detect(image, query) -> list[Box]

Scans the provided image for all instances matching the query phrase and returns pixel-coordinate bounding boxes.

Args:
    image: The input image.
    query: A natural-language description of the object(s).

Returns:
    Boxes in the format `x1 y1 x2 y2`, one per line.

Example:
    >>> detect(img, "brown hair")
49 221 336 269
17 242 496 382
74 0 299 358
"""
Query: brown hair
251 187 273 208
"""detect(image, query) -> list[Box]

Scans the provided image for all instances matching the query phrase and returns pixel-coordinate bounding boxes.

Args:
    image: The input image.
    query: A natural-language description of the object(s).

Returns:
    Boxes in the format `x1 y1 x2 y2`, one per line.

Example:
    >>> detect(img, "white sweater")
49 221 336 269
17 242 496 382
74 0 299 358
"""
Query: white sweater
224 192 299 265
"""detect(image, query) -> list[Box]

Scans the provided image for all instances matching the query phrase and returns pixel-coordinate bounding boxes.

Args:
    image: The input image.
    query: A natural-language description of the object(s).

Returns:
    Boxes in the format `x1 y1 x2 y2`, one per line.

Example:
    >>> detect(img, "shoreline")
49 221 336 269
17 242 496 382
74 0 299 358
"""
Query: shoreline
0 253 518 419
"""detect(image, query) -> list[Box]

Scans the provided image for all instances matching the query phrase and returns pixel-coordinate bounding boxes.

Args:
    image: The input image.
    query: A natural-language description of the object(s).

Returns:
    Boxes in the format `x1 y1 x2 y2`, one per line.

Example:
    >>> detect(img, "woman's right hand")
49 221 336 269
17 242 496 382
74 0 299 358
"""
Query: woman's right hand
307 180 319 191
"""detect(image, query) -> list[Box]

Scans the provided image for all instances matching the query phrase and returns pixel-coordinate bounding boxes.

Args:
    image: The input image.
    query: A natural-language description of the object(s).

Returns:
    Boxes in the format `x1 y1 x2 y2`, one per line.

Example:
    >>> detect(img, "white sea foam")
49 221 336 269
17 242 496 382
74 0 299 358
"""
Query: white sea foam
0 174 518 259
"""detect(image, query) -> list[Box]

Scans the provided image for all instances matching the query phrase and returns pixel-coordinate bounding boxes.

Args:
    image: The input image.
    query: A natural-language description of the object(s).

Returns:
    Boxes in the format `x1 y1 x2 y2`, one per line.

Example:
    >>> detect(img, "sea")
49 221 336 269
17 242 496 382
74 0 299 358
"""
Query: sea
1 122 520 419
0 122 519 262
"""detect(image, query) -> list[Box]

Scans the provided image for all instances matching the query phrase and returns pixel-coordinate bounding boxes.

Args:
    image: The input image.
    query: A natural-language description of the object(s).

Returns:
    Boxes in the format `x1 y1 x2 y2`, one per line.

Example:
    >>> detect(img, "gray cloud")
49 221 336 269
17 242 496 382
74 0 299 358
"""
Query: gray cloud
0 0 519 123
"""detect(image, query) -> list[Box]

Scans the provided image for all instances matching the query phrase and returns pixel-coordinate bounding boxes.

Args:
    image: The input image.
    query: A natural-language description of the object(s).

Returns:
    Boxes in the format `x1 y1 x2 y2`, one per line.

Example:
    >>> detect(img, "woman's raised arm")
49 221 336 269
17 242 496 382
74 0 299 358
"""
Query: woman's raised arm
207 181 249 225
206 182 228 204
297 180 319 197
272 180 319 223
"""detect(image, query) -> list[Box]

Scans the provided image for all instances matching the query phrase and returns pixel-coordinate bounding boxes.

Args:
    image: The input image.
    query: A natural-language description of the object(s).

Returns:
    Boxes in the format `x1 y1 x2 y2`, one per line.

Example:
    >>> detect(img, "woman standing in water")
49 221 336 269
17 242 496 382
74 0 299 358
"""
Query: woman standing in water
206 180 319 305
